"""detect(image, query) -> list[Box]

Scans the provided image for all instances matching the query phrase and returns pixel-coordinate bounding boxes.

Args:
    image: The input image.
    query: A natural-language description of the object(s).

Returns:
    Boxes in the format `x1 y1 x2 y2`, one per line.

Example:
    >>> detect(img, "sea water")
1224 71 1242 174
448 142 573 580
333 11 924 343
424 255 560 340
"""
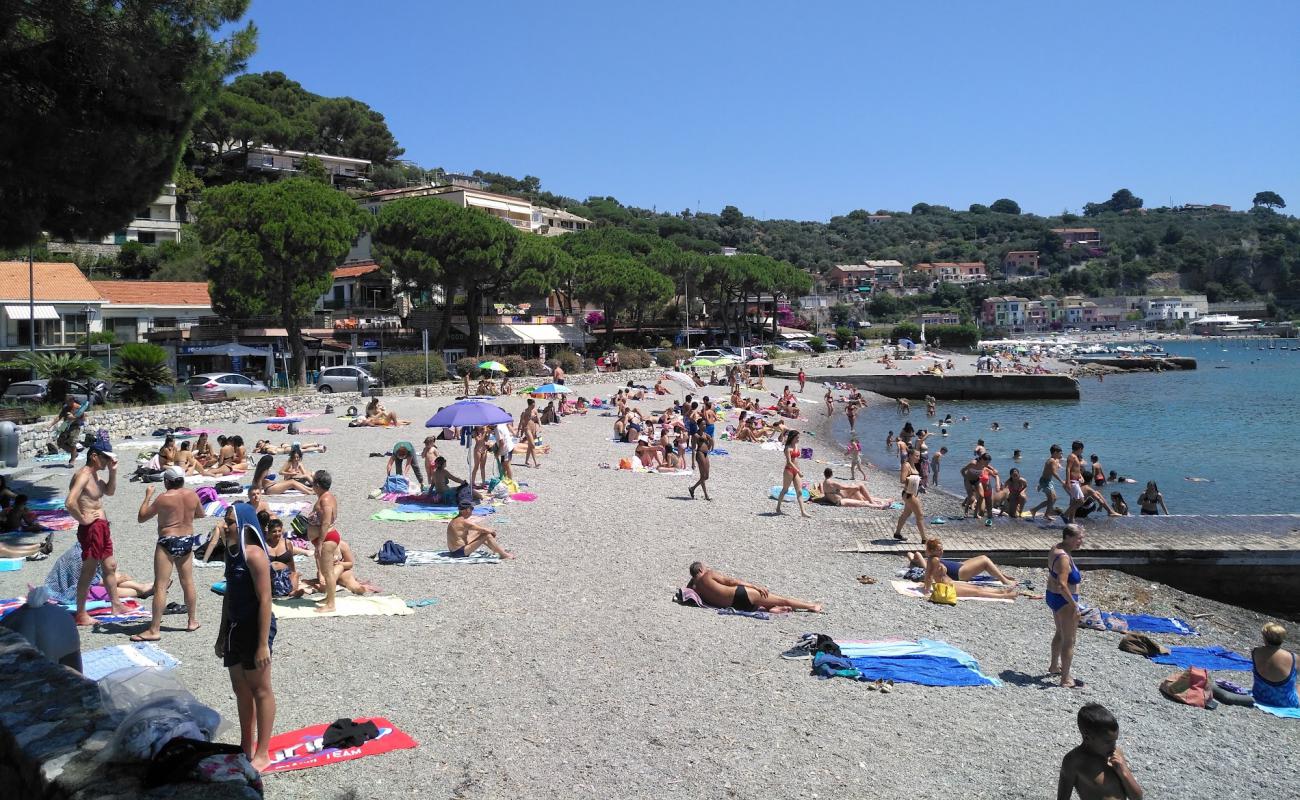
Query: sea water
827 340 1300 515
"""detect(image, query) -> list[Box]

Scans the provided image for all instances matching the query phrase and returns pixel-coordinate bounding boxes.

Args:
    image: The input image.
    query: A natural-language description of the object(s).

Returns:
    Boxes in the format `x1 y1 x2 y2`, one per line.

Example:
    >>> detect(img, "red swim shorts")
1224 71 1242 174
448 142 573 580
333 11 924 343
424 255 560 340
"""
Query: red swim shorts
77 518 113 560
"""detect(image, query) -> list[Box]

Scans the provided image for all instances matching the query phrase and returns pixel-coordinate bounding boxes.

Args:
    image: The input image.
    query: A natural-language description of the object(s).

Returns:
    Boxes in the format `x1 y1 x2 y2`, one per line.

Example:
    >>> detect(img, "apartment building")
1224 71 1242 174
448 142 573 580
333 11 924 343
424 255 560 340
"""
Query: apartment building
240 146 372 186
1003 250 1040 276
1050 227 1102 246
91 280 212 343
47 184 183 256
913 262 988 288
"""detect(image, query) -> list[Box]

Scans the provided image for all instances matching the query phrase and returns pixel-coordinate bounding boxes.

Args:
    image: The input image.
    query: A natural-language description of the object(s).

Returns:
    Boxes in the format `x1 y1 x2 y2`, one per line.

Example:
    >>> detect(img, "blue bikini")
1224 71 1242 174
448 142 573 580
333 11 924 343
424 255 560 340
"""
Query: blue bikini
1045 552 1080 613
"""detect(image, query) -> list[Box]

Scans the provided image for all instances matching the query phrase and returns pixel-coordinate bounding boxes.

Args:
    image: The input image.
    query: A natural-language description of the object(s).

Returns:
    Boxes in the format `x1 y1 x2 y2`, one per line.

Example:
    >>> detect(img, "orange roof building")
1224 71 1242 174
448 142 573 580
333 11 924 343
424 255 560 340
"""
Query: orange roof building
91 280 212 307
0 261 103 303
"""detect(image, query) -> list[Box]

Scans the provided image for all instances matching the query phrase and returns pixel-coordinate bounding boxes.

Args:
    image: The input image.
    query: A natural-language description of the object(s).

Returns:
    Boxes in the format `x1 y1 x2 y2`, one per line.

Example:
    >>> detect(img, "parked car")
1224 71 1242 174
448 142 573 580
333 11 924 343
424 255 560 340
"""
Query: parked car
316 365 375 393
823 343 840 351
1 379 108 406
785 341 814 352
692 348 737 360
184 373 269 397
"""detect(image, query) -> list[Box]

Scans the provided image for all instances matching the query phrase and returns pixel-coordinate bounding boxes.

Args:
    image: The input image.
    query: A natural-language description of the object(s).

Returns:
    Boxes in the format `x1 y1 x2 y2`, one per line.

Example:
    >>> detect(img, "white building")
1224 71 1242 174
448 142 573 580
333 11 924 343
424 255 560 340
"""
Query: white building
0 262 105 351
47 184 182 253
91 281 212 343
1141 296 1200 322
241 146 371 185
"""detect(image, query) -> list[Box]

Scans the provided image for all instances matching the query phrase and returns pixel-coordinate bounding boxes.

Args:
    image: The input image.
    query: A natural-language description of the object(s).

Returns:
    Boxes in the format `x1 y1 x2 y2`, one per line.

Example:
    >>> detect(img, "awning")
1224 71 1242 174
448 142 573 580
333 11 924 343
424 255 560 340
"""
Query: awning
3 304 59 321
188 342 273 357
454 323 531 346
514 324 592 347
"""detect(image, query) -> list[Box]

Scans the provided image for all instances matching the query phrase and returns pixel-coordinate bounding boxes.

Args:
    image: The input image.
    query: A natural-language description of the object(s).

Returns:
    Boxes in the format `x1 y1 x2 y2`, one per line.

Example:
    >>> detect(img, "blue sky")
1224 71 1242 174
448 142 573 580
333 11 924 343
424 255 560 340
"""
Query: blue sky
234 0 1299 221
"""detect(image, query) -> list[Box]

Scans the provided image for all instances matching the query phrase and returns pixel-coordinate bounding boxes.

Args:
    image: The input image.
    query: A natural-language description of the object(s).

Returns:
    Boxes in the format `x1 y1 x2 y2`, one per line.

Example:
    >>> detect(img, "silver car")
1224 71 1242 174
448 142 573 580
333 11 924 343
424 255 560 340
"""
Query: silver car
185 373 269 397
316 365 374 393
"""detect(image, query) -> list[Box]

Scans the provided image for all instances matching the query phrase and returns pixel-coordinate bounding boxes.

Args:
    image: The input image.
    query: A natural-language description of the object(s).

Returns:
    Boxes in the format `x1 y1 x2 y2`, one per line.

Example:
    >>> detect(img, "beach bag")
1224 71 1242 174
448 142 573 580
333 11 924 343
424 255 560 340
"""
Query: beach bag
800 447 813 459
1159 667 1212 709
290 515 308 539
1119 632 1167 657
324 403 335 415
1078 607 1106 630
287 422 299 435
929 582 958 606
195 486 218 504
375 540 407 565
214 480 242 495
274 406 286 418
346 405 358 417
383 475 409 495
618 458 632 470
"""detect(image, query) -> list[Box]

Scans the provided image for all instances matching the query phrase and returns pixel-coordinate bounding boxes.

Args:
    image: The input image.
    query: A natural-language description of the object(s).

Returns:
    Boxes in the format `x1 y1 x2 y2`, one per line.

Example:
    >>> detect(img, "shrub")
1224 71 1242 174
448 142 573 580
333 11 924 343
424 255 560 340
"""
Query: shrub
653 348 691 368
615 346 653 369
833 325 854 346
926 324 980 348
455 356 480 377
808 336 827 353
553 349 583 374
891 323 921 343
523 359 546 376
377 354 446 386
502 354 527 377
109 343 173 403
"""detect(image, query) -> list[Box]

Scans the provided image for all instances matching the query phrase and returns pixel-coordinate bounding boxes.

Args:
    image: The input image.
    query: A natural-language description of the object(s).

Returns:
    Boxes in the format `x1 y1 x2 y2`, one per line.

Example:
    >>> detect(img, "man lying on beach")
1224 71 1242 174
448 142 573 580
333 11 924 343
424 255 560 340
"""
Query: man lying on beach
687 562 822 613
446 503 515 559
819 468 890 508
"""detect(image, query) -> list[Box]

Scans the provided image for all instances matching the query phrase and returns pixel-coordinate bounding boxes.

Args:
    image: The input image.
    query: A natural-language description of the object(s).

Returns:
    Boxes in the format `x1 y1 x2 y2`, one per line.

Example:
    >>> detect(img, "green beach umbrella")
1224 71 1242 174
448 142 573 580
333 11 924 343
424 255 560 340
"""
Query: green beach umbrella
478 361 508 372
689 358 718 367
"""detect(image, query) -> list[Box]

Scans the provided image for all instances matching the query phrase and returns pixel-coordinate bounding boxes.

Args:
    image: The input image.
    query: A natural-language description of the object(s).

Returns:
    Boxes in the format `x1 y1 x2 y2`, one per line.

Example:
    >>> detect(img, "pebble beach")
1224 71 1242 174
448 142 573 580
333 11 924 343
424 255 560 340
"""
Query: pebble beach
2 365 1297 799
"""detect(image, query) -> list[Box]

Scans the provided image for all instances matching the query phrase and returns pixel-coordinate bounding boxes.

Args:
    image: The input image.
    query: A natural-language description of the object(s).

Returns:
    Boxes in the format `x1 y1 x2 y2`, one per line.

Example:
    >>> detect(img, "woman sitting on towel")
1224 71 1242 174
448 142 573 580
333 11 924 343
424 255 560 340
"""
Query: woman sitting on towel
1251 622 1298 709
358 398 399 427
259 515 304 598
249 455 309 496
907 547 1016 586
921 538 1018 600
278 447 314 490
194 433 217 467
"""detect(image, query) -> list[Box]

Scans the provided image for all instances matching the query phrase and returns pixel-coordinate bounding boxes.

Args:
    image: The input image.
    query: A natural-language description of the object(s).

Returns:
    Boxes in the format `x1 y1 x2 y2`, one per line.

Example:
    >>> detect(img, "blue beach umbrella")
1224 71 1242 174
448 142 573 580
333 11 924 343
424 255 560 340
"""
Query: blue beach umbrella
530 383 573 395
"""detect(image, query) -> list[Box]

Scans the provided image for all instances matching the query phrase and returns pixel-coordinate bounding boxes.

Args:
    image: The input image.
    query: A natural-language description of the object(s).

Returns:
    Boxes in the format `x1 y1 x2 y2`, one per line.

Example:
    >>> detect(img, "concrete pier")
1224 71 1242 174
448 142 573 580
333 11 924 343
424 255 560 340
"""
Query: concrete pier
782 371 1082 400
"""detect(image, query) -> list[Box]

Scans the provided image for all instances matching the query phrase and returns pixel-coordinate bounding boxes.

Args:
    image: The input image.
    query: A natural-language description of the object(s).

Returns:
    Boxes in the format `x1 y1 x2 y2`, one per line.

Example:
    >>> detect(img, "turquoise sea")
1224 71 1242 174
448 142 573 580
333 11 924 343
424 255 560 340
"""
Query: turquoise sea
829 340 1300 515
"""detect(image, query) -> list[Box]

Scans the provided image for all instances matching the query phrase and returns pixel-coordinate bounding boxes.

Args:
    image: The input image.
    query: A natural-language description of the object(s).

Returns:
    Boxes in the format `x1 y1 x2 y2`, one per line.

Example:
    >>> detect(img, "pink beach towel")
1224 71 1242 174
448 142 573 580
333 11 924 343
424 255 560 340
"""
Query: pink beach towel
509 492 537 502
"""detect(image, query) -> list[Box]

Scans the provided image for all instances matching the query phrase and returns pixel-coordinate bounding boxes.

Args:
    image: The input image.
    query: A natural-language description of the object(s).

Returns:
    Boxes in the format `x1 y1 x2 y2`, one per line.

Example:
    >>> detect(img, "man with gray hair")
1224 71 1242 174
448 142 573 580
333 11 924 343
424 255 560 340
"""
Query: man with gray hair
133 466 205 641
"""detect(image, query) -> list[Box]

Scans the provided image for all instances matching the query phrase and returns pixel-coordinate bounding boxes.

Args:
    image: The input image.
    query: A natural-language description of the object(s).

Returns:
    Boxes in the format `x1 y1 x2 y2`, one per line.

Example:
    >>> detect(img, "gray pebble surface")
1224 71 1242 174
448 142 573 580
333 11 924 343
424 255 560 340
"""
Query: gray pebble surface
2 381 1297 799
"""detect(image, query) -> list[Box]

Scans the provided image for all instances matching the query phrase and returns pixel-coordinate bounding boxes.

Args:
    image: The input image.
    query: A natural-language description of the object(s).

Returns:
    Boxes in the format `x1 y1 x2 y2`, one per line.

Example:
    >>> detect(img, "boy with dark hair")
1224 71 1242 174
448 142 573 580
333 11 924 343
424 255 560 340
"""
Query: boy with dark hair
1057 703 1144 799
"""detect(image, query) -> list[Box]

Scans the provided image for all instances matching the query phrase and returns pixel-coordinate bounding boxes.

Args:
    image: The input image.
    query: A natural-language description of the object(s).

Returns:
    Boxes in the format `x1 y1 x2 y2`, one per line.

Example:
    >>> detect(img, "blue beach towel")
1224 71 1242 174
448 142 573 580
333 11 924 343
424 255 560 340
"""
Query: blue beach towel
1256 704 1300 720
1102 612 1197 636
770 486 810 501
1150 646 1252 671
392 503 495 515
812 639 1000 687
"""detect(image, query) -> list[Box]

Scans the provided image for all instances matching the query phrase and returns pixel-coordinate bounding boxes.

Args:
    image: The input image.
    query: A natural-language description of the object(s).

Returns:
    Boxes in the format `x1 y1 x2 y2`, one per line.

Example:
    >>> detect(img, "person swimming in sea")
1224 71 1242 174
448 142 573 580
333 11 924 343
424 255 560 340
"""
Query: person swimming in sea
990 422 1001 432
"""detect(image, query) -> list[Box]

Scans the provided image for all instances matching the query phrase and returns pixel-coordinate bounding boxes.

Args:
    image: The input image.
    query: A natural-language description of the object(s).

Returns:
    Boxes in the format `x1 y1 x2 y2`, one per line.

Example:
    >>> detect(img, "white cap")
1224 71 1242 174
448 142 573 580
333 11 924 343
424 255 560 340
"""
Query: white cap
163 466 186 483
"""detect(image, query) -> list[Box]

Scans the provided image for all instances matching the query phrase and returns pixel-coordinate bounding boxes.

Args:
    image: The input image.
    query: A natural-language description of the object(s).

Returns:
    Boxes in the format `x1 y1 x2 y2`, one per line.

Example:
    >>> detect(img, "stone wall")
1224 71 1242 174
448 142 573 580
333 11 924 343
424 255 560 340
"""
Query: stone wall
0 628 259 799
13 355 863 459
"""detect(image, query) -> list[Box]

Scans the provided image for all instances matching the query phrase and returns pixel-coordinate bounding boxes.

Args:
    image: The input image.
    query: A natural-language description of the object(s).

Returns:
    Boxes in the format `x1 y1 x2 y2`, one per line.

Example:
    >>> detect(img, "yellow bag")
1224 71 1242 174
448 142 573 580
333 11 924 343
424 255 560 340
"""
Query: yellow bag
929 582 958 606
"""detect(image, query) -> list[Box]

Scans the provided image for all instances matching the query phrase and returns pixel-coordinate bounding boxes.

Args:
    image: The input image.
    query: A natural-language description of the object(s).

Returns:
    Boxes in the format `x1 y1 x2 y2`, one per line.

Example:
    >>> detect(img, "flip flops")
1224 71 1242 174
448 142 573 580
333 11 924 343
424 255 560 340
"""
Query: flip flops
405 598 439 608
856 575 877 585
930 516 947 525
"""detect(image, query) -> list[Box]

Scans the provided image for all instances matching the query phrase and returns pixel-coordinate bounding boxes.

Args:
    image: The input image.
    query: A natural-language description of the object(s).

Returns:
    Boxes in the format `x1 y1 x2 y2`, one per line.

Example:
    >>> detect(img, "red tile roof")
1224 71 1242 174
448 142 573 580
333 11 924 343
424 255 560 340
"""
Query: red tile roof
92 280 211 306
0 261 103 302
334 262 382 279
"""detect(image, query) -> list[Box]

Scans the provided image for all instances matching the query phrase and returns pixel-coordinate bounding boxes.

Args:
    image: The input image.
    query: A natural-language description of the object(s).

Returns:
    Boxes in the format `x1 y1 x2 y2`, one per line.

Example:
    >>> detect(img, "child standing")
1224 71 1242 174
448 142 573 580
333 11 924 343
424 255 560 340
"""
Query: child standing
931 447 947 487
1057 704 1144 799
847 434 865 480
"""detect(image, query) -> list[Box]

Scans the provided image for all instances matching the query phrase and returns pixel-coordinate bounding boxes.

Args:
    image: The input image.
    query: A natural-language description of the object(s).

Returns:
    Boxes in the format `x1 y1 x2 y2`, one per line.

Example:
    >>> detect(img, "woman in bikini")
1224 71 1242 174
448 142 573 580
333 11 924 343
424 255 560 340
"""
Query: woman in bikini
994 467 1028 519
775 430 811 518
1047 524 1086 689
921 538 1017 600
260 516 302 598
305 470 341 613
248 455 308 496
193 433 216 467
892 449 926 541
1137 481 1169 515
471 428 490 488
688 429 712 501
276 448 313 491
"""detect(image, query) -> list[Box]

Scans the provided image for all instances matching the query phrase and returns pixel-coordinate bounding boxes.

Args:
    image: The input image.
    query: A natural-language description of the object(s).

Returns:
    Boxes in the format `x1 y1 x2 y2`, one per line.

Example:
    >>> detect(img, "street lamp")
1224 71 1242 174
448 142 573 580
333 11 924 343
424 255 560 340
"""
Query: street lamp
83 305 95 358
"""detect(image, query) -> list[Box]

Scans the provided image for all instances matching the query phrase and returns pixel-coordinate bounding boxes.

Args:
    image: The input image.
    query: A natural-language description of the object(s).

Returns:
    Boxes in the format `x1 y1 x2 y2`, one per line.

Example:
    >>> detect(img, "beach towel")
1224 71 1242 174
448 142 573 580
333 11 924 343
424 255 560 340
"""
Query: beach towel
26 497 68 511
1150 646 1252 671
379 549 500 566
85 600 150 625
34 452 68 463
0 558 23 572
1256 705 1300 720
271 595 414 619
296 428 333 434
509 492 537 502
262 717 417 775
889 580 1014 603
82 642 182 681
770 486 810 501
812 639 1000 687
673 586 781 620
249 417 309 424
1101 612 1197 636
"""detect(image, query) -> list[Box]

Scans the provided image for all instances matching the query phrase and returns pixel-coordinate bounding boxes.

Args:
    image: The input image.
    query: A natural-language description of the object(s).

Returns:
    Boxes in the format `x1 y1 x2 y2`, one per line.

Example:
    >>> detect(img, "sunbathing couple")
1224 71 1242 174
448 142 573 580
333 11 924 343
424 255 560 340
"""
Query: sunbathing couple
687 562 821 613
914 538 1018 600
818 468 889 508
350 398 408 427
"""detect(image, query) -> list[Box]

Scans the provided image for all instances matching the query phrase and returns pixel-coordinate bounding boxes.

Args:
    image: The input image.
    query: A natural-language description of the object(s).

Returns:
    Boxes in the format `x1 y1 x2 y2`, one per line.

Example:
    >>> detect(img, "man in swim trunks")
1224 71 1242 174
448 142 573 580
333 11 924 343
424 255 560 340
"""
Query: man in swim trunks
50 395 86 466
134 466 206 640
820 468 887 508
67 447 126 625
1031 445 1065 522
446 503 515 559
1065 441 1119 522
686 562 821 613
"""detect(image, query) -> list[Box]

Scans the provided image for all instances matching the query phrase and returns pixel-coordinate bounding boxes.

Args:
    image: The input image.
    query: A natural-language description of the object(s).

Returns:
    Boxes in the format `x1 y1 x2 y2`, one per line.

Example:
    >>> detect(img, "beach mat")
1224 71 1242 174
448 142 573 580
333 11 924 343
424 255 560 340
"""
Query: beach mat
770 486 810 501
272 595 413 619
82 641 181 681
813 639 1000 687
1150 646 1252 671
384 550 500 566
371 509 456 522
1102 612 1197 636
890 580 1014 603
263 717 417 774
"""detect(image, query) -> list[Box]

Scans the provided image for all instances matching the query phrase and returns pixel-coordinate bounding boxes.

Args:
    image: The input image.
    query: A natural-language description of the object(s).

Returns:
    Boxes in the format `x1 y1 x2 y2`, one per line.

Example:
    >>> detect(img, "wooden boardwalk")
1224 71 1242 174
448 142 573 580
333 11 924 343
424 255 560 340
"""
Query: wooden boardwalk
835 514 1300 567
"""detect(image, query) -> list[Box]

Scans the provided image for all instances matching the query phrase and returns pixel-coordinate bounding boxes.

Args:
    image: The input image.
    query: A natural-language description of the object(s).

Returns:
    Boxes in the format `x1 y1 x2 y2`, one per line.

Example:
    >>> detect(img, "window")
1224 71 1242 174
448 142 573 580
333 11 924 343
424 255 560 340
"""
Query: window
109 317 138 343
63 314 88 343
137 231 156 245
153 317 177 329
113 231 128 245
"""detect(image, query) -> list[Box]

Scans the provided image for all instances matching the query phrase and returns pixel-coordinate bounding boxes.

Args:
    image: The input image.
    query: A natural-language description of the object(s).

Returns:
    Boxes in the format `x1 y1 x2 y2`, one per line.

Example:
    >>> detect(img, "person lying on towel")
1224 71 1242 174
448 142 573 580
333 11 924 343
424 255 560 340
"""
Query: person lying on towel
687 562 821 613
920 538 1018 600
819 469 889 508
446 503 515 560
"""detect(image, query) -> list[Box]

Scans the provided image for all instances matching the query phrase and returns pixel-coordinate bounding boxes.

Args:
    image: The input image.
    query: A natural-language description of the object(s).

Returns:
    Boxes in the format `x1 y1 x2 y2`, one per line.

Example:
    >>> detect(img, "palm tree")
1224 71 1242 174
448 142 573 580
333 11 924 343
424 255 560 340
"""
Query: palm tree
109 343 174 403
16 352 100 403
